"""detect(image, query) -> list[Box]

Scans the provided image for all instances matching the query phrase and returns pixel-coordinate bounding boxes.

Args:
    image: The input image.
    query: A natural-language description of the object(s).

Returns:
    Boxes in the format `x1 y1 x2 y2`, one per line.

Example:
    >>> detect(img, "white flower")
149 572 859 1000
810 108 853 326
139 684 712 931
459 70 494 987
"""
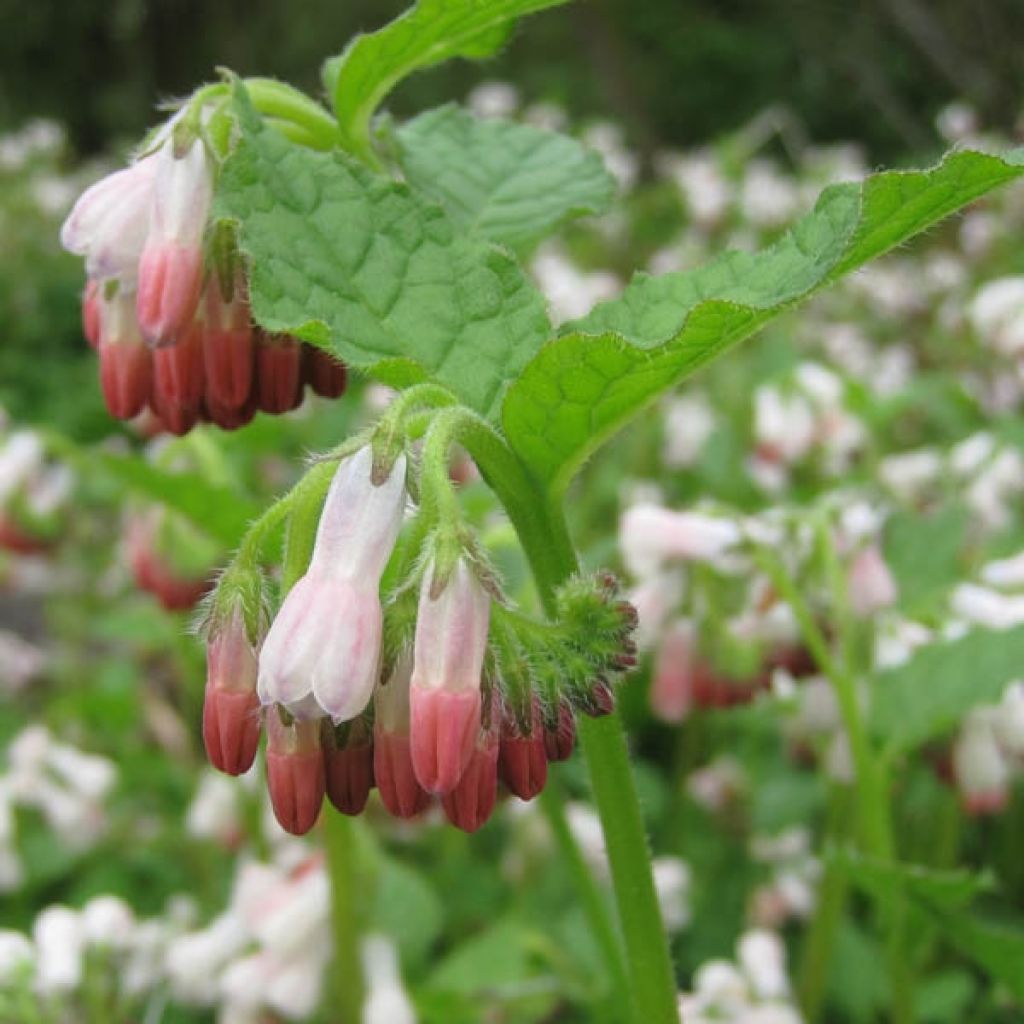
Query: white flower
362 933 417 1024
662 393 716 469
81 895 135 949
0 930 34 984
33 906 84 994
738 930 790 1001
652 856 692 933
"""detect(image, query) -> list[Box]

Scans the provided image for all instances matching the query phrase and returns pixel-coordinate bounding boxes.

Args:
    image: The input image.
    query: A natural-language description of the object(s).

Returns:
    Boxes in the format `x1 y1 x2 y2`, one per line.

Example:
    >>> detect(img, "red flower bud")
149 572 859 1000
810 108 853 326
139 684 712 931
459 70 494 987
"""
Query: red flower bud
203 608 261 776
498 701 548 801
543 702 576 763
266 713 325 836
255 333 303 414
324 721 374 816
441 724 499 833
303 344 347 399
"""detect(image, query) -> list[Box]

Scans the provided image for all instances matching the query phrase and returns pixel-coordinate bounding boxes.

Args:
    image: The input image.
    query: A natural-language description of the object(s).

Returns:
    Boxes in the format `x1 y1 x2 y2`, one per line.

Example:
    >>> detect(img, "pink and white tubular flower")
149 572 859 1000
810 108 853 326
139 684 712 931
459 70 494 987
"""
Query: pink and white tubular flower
410 556 491 795
374 653 430 818
136 133 214 345
257 447 407 722
60 157 158 284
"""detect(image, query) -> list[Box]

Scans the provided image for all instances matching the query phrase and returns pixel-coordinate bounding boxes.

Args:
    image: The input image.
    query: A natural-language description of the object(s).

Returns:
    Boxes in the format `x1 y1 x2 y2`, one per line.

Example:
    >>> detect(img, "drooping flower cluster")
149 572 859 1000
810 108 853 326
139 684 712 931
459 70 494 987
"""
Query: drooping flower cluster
60 108 346 435
201 442 636 834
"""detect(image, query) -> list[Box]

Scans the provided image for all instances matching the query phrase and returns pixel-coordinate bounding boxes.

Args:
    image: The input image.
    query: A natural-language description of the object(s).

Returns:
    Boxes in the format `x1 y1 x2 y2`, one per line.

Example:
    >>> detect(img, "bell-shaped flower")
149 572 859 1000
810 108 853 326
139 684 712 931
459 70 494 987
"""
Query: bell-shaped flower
256 332 303 413
203 606 262 777
265 712 325 836
410 557 490 795
60 157 157 283
441 717 499 832
650 618 696 724
136 135 213 344
497 699 548 801
97 289 152 420
203 273 254 412
324 718 374 816
258 447 407 722
374 654 429 818
151 320 205 435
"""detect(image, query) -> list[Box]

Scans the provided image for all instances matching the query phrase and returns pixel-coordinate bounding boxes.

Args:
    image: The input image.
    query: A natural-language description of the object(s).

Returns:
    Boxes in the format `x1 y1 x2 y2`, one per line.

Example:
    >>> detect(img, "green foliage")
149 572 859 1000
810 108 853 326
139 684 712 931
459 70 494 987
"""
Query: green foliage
395 104 615 249
502 149 1024 493
325 0 572 160
216 84 550 421
870 626 1024 755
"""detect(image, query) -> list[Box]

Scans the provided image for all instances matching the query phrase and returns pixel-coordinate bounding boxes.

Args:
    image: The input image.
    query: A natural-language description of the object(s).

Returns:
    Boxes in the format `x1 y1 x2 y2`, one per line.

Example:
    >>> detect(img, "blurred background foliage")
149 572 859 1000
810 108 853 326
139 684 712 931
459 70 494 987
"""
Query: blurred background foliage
2 0 1023 163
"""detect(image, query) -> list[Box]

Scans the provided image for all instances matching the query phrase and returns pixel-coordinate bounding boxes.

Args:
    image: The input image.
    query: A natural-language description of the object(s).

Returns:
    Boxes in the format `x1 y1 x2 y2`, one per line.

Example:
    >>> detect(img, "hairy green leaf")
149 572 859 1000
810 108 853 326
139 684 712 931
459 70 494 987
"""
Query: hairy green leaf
871 626 1024 755
503 148 1024 492
327 0 572 161
395 104 615 249
215 85 551 420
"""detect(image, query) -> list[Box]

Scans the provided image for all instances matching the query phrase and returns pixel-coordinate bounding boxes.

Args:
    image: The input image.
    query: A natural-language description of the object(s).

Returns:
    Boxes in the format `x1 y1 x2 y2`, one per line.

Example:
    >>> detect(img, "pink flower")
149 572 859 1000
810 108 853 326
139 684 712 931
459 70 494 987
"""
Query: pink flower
848 544 898 617
374 654 430 818
324 719 374 816
203 607 262 777
650 618 696 724
257 447 407 721
60 158 157 283
498 699 548 801
441 718 499 832
203 273 254 412
97 289 152 420
136 135 213 344
410 557 490 795
265 713 325 836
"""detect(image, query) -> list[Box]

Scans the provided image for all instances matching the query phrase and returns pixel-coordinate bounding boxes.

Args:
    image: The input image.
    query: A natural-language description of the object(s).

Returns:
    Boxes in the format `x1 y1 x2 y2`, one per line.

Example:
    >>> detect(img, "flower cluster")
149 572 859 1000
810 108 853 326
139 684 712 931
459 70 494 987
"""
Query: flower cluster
202 441 636 834
60 107 346 435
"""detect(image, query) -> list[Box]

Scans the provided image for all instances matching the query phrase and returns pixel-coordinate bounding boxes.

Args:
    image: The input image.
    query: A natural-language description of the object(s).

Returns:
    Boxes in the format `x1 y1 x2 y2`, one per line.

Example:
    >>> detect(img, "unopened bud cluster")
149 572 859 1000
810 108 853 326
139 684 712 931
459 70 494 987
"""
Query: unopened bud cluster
61 106 346 435
201 445 637 834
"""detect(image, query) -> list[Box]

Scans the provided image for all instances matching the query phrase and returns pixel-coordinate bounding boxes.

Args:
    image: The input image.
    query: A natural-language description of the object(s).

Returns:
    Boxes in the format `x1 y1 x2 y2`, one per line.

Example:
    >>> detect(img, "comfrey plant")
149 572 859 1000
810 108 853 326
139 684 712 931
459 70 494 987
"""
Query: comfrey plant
56 2 1024 1022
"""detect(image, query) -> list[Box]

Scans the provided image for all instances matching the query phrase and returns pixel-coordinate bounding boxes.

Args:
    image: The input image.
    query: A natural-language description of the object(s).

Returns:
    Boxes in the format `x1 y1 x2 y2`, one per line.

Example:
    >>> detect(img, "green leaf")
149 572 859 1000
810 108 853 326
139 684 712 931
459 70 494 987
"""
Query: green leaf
95 452 256 548
395 105 615 249
502 148 1024 493
427 918 539 994
215 85 551 421
327 0 572 161
372 857 444 969
871 625 1024 755
883 505 969 614
831 848 992 911
936 914 1024 999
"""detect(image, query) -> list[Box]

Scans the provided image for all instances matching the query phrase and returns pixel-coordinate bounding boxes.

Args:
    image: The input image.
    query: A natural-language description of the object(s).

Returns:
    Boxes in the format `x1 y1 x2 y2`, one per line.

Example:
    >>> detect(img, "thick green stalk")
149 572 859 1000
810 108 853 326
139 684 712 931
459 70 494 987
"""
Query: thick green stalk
282 476 364 1021
539 782 632 1023
454 420 678 1023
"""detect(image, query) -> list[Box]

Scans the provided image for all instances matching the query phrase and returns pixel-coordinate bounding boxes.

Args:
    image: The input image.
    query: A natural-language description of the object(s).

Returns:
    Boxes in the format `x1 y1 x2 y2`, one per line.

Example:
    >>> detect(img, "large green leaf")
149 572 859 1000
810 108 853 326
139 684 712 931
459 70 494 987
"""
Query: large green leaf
871 626 1024 755
395 105 615 250
327 0 572 160
936 915 1024 999
215 85 551 421
502 148 1024 493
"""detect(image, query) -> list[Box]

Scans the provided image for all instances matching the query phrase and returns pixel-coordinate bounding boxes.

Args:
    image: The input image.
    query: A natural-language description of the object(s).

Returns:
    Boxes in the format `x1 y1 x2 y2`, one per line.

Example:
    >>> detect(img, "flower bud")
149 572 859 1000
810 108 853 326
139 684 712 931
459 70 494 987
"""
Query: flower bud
203 606 262 776
303 344 348 399
136 136 212 344
410 557 490 794
848 544 898 618
258 448 407 721
441 720 499 833
953 713 1009 816
97 290 152 420
498 699 548 801
203 274 254 411
266 712 325 836
374 654 430 818
256 333 303 414
324 718 374 816
542 701 576 762
151 321 205 436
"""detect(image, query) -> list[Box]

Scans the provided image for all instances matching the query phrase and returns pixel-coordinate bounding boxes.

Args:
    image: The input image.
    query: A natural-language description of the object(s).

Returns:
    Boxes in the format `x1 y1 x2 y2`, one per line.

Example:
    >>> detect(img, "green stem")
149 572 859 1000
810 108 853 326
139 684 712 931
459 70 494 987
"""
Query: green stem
449 421 677 1023
539 782 632 1024
322 812 366 1022
798 787 852 1020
